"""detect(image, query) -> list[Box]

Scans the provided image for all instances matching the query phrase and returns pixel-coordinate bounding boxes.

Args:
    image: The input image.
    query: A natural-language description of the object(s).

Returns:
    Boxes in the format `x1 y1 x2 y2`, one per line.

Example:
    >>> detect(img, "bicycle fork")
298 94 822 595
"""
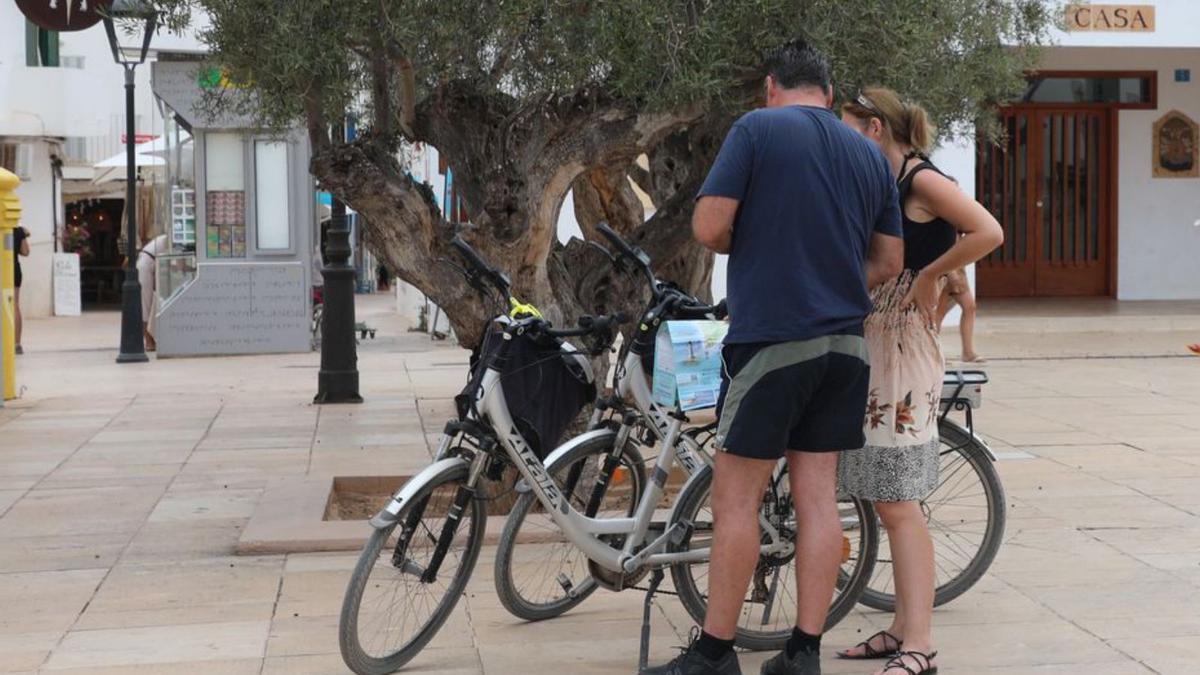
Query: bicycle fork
392 450 490 582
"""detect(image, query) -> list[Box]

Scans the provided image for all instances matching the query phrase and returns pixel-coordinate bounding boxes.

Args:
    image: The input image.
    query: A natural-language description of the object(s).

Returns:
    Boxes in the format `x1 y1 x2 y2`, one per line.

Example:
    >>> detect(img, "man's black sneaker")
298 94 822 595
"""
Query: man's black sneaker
760 648 820 675
641 640 742 675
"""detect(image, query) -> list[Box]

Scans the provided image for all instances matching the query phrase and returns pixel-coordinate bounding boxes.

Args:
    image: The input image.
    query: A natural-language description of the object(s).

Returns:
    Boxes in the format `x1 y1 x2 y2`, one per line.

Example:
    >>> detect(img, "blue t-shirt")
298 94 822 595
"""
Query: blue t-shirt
699 105 902 344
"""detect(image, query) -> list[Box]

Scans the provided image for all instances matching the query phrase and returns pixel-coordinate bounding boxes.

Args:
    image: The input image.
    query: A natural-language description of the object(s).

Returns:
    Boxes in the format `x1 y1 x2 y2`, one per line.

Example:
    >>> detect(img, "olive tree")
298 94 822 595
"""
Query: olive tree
154 0 1056 346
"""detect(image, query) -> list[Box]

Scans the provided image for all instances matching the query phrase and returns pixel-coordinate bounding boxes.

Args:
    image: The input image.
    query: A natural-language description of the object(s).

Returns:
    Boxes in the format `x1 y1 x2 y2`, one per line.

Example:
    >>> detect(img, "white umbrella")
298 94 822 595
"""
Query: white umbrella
93 137 168 183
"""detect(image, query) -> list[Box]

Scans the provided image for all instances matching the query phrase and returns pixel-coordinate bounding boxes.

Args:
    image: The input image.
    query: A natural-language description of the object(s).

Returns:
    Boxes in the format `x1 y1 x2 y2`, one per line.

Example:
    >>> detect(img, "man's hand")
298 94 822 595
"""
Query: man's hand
866 232 903 289
693 196 738 254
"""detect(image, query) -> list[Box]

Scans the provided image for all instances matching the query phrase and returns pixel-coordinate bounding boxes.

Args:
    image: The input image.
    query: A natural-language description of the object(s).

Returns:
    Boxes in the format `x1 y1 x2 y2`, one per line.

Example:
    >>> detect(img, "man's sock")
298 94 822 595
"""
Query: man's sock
785 627 821 659
695 631 735 662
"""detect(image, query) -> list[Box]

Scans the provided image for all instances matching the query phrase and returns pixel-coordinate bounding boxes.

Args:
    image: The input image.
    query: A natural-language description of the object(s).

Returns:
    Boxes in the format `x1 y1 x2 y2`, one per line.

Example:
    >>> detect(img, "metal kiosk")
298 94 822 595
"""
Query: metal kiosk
149 55 317 356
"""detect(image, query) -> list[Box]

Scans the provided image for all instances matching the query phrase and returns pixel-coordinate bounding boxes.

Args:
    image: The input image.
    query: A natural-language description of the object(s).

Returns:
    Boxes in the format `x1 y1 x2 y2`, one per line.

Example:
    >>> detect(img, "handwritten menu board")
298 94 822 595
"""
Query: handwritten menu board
156 262 309 355
52 253 82 317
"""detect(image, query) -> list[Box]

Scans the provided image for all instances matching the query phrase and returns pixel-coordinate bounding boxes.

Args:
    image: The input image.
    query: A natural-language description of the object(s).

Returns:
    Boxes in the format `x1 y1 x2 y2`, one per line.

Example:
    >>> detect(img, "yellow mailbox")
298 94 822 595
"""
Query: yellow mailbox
0 167 22 400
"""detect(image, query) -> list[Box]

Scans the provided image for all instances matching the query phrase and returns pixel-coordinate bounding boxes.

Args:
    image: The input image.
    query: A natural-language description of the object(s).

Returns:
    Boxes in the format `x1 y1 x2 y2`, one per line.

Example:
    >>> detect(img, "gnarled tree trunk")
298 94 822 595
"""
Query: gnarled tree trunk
309 82 713 349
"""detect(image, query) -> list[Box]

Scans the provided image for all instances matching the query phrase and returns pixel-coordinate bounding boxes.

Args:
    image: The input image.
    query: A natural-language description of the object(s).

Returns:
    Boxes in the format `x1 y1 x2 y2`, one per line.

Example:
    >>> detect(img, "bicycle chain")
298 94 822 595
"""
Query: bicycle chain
630 584 680 597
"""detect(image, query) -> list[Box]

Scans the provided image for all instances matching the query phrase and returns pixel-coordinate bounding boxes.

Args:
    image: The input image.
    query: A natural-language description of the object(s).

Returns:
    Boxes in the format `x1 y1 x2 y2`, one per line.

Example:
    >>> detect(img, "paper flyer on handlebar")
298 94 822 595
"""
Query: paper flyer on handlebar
652 320 728 412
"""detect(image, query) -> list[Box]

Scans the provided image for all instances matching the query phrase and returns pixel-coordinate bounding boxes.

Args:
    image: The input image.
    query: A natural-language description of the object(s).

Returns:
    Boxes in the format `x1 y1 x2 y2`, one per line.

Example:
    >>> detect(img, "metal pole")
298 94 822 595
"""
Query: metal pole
314 120 362 404
116 65 148 363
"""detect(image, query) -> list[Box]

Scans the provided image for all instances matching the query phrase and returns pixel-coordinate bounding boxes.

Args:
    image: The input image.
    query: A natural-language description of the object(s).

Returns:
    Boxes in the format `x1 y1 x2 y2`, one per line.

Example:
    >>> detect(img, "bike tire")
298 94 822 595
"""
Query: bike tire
494 432 647 621
668 464 879 651
339 462 486 675
857 420 1007 611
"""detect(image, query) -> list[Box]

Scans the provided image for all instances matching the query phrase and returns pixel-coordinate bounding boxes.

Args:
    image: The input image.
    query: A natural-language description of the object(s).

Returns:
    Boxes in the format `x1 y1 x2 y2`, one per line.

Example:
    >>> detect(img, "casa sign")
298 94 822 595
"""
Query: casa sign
14 0 113 31
1066 4 1156 32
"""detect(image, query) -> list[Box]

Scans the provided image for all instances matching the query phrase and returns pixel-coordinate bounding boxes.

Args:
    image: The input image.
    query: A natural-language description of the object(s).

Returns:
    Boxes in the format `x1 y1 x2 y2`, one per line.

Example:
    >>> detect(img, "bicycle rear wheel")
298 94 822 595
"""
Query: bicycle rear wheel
857 420 1006 610
668 463 878 651
339 462 486 675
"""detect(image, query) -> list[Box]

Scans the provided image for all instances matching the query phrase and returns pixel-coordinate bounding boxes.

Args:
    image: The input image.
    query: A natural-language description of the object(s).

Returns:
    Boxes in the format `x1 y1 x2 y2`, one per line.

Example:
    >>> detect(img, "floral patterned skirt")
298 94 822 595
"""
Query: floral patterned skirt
839 270 944 502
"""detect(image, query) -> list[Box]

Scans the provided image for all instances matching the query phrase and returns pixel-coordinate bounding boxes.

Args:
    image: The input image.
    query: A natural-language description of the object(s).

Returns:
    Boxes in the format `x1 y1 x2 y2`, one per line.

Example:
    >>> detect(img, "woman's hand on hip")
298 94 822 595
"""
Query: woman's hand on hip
903 270 940 329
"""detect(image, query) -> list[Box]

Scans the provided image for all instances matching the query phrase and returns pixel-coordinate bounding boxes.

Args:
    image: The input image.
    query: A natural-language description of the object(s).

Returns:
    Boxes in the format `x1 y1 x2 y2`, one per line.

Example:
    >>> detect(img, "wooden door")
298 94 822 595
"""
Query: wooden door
976 107 1112 296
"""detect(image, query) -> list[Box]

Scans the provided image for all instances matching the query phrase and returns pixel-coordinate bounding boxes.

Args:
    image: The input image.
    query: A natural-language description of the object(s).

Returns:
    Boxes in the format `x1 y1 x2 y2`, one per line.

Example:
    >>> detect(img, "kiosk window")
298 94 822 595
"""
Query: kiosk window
254 141 291 251
204 133 246 258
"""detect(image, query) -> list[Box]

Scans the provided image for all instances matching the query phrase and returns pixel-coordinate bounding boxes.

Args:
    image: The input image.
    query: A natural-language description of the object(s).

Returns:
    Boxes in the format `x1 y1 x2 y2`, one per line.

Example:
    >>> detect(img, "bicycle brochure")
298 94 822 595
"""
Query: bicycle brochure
652 320 727 411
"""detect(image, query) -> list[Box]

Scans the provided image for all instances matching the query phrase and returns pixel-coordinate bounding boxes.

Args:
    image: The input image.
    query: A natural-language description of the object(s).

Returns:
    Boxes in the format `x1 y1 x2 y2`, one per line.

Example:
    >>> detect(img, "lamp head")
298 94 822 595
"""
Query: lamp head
102 0 158 66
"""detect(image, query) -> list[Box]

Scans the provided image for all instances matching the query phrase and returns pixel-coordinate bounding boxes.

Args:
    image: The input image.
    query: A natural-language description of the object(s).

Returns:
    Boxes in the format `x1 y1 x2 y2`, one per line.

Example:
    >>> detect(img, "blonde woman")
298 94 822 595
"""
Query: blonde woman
837 87 1003 675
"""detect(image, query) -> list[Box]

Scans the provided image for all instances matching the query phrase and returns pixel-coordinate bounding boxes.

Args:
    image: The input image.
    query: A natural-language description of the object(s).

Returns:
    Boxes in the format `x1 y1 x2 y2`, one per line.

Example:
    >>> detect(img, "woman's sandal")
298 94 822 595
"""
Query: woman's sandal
836 630 902 660
882 650 938 675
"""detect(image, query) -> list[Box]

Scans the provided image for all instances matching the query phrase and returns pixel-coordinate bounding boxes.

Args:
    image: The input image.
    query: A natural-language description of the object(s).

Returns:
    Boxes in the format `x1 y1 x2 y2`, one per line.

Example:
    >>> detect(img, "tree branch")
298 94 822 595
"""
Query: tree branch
393 55 417 137
303 80 330 154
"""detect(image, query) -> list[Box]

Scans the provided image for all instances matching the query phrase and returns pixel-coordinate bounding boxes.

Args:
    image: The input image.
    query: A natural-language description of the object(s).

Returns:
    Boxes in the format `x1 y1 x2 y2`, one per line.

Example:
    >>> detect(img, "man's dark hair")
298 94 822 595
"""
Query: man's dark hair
763 38 831 91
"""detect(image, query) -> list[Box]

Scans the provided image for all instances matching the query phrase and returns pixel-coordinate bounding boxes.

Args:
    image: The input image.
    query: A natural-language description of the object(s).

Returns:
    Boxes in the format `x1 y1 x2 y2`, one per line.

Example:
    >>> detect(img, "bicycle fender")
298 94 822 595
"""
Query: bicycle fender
514 428 617 493
941 419 998 462
368 457 471 530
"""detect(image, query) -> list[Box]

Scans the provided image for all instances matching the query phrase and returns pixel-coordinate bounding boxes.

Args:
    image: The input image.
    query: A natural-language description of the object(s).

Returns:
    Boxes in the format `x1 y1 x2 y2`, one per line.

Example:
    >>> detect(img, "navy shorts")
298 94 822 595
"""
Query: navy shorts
714 333 870 460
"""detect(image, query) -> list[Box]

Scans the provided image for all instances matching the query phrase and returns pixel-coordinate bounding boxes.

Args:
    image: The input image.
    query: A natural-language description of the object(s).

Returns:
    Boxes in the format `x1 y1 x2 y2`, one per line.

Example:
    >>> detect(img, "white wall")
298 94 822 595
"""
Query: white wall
8 139 59 319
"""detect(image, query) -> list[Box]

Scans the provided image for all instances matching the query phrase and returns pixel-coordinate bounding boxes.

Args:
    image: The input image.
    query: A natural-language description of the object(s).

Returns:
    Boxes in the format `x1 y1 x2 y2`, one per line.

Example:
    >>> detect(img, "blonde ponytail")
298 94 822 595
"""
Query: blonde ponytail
841 86 937 153
904 103 936 154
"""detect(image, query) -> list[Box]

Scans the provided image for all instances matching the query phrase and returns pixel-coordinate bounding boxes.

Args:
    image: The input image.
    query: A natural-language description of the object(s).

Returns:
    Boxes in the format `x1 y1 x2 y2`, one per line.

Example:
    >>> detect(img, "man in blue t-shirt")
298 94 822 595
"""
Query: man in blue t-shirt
645 39 902 675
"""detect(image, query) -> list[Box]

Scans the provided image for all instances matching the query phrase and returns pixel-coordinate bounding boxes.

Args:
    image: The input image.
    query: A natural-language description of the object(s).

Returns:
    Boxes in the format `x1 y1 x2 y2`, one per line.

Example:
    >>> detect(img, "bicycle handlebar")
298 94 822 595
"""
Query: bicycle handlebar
451 235 511 298
595 222 654 286
673 298 727 321
538 312 630 339
595 222 641 262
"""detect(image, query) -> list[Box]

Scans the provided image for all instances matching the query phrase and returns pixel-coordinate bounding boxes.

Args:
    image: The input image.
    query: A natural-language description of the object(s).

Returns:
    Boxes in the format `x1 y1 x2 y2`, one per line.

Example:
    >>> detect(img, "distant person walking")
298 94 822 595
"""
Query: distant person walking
137 234 167 352
11 225 30 354
936 267 983 362
838 87 1003 675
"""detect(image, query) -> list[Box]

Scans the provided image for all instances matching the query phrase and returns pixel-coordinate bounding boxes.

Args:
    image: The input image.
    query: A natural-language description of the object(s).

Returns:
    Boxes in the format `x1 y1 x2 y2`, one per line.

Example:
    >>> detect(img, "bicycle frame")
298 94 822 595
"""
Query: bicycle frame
478 330 791 575
602 348 708 474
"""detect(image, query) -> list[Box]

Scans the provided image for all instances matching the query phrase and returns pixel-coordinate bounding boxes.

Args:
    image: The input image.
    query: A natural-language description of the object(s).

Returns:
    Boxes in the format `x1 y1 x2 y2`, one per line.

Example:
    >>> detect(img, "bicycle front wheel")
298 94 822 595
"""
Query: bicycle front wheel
857 420 1007 610
494 431 646 621
339 462 486 675
669 463 878 651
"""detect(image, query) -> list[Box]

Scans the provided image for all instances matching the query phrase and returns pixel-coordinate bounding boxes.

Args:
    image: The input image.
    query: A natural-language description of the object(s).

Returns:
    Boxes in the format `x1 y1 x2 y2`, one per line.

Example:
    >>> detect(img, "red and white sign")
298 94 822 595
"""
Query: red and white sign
120 134 159 145
15 0 113 32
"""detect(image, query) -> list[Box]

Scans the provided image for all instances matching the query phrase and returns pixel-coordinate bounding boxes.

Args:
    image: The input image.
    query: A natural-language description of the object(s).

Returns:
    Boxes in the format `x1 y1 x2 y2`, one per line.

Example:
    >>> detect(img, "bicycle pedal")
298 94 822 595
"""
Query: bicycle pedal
556 573 578 598
669 519 693 546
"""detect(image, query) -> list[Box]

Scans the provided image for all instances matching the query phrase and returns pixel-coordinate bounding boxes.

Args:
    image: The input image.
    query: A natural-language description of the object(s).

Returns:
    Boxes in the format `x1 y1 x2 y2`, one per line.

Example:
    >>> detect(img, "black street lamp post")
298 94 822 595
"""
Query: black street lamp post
314 124 363 404
102 0 157 364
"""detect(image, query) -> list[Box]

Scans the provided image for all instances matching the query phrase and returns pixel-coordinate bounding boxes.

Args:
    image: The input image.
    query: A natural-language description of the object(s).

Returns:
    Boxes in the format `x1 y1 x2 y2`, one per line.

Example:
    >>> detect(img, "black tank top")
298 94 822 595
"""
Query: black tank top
898 153 957 272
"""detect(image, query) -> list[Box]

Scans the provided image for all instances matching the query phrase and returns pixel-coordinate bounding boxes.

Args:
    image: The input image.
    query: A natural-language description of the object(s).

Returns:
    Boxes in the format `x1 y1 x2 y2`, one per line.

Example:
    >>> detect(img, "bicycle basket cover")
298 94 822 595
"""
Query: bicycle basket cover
459 323 596 458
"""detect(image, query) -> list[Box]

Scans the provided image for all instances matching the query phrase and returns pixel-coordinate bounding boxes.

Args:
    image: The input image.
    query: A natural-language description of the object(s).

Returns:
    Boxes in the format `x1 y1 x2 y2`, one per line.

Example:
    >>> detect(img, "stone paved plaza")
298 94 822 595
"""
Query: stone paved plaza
2 296 1200 674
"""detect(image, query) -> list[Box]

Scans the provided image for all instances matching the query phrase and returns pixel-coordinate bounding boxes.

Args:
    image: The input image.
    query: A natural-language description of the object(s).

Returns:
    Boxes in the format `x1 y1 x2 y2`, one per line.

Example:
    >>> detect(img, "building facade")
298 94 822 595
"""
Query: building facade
944 0 1200 300
0 4 204 318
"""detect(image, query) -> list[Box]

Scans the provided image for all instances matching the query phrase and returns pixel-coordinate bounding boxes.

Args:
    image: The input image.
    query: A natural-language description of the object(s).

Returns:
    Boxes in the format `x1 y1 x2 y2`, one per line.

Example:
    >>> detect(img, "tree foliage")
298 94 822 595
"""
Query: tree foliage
152 0 1057 345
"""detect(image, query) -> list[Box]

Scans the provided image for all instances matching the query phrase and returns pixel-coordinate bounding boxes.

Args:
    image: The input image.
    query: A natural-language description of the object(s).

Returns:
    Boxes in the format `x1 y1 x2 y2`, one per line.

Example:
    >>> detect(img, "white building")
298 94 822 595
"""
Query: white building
935 0 1200 301
718 1 1200 305
0 4 204 318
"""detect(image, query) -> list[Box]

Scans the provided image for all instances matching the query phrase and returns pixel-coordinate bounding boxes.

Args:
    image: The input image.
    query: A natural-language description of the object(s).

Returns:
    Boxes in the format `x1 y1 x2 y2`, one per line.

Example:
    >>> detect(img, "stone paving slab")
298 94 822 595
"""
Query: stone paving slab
1 296 1198 673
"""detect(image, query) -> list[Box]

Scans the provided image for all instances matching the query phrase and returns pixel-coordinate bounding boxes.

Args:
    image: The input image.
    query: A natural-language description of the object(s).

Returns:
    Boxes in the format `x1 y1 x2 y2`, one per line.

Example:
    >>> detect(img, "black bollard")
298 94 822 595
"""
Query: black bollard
314 194 363 404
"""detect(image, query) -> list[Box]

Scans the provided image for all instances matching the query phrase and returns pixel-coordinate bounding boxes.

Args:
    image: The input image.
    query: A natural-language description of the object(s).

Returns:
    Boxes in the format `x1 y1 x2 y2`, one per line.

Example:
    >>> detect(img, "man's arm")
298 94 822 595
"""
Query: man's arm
866 232 903 289
693 196 738 254
694 120 752 254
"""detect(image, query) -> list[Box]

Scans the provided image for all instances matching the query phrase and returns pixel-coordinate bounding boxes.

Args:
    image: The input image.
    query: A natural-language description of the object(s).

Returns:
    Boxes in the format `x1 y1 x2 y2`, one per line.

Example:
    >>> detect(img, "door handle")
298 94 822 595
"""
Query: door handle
1036 200 1044 208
